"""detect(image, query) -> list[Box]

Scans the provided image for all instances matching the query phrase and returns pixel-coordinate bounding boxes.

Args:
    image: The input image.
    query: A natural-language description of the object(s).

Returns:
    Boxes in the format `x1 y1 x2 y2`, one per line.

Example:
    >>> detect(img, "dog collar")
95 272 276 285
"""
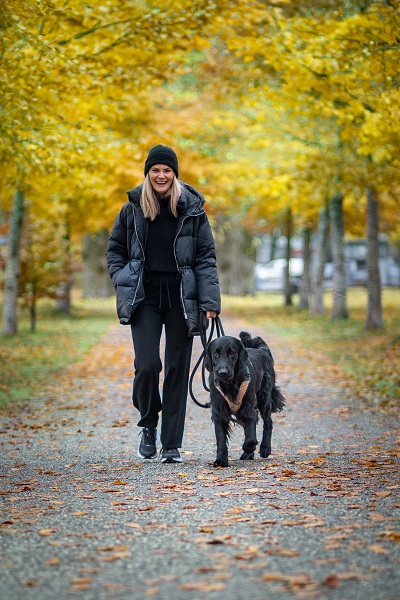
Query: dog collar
215 368 251 414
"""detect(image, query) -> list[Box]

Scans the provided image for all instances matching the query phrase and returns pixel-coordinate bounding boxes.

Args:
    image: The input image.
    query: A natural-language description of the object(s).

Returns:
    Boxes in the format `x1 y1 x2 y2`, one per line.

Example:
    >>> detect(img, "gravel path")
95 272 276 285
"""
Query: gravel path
1 314 399 600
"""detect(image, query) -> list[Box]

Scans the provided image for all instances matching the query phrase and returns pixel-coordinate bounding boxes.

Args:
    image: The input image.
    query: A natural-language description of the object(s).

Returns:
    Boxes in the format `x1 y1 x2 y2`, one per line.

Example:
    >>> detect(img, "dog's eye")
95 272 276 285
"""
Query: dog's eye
228 350 236 358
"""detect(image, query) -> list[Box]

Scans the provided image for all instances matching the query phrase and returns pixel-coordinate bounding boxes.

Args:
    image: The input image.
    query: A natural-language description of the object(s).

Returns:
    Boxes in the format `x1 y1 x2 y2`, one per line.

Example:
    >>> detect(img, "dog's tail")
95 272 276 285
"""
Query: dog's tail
271 386 286 413
240 331 269 350
240 330 273 361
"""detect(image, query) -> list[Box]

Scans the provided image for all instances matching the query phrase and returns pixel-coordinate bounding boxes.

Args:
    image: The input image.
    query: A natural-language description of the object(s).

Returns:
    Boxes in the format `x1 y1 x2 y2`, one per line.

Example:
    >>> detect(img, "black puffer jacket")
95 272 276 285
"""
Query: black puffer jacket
106 182 221 335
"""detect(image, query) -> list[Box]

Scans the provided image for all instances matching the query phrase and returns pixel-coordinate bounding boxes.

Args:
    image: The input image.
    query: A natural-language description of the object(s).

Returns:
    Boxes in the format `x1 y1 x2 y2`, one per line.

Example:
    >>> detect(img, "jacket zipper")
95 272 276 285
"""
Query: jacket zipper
174 211 203 320
131 204 145 306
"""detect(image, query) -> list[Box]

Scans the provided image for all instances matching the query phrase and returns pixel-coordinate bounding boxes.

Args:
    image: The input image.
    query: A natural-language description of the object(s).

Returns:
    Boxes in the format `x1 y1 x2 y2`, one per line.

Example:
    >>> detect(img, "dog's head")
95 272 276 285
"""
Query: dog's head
204 336 248 382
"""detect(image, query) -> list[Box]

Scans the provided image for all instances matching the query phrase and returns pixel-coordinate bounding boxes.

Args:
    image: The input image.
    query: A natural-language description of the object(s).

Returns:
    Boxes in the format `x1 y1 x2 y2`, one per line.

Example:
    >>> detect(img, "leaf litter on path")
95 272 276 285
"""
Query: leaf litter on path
1 315 399 599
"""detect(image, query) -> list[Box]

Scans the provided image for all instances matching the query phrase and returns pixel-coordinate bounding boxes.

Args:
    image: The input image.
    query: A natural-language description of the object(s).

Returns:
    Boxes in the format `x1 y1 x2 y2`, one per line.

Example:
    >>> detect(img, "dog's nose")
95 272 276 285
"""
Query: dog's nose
218 368 228 377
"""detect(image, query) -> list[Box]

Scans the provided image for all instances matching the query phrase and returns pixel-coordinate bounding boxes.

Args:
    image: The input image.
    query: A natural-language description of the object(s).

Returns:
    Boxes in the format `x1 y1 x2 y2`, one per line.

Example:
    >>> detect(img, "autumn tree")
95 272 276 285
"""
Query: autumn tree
0 0 239 332
2 0 399 328
19 212 72 332
188 0 400 319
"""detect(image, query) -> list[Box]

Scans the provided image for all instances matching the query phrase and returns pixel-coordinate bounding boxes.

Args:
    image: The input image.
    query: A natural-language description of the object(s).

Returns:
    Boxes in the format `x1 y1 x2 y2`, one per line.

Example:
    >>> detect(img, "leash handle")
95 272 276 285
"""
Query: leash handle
215 315 225 337
189 315 225 409
199 314 224 350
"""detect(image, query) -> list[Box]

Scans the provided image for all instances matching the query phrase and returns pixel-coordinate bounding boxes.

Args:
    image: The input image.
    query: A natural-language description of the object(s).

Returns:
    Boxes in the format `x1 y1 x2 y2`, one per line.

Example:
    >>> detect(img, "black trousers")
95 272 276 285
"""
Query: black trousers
130 272 193 450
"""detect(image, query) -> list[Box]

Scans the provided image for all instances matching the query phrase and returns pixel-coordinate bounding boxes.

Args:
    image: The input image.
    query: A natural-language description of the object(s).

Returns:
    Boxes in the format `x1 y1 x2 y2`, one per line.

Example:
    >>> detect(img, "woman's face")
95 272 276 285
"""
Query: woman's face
149 164 174 197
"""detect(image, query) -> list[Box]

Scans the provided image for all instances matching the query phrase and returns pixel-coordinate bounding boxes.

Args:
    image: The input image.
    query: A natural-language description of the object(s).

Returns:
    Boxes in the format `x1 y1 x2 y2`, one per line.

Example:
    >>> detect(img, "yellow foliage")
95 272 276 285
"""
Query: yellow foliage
0 0 399 244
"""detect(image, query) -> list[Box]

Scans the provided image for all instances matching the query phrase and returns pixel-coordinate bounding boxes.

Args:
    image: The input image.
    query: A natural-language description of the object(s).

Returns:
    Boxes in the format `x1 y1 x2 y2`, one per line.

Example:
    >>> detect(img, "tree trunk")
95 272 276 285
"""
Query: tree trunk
329 192 348 319
2 190 24 335
310 206 329 315
82 230 115 298
298 227 311 309
270 231 278 261
366 187 383 329
30 289 37 333
214 217 256 295
55 281 72 313
284 208 293 306
56 222 72 313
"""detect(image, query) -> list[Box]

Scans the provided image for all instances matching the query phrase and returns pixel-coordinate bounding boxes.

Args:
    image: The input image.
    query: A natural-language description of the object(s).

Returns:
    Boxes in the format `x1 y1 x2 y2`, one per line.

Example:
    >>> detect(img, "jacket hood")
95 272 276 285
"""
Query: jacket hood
127 182 205 216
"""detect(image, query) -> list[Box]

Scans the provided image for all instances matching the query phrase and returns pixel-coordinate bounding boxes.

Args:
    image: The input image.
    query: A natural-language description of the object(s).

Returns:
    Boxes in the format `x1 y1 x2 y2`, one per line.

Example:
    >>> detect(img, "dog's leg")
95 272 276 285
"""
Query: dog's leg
240 420 257 460
260 414 273 458
214 420 230 468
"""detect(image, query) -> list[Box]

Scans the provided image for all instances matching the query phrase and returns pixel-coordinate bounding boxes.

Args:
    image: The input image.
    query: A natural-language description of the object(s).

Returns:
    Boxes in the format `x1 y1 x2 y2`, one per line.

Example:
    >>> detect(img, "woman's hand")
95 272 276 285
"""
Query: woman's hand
206 311 218 319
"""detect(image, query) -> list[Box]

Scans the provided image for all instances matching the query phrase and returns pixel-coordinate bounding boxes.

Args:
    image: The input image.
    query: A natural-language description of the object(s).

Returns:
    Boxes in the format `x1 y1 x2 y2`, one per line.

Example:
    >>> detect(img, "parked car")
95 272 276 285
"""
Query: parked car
254 258 334 292
254 258 303 292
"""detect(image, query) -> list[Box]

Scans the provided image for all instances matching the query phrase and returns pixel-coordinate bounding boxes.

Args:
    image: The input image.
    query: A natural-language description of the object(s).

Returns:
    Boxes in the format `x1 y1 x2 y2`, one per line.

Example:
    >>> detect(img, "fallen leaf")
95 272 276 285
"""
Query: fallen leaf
70 578 93 585
260 520 277 525
267 548 300 557
45 558 60 566
145 588 161 596
379 530 400 542
179 582 226 592
99 545 129 552
322 575 340 588
39 528 56 536
98 552 129 562
368 513 387 521
80 568 102 574
367 544 390 555
262 573 290 582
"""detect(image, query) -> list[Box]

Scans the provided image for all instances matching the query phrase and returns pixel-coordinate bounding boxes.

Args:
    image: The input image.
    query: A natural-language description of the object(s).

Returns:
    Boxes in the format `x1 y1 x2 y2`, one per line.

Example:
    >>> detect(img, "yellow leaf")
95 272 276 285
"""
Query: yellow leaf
39 528 56 536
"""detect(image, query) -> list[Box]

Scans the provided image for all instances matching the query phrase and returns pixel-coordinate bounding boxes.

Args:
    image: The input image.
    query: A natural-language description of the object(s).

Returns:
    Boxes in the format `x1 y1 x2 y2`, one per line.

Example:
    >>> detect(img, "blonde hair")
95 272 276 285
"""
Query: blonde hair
141 175 181 221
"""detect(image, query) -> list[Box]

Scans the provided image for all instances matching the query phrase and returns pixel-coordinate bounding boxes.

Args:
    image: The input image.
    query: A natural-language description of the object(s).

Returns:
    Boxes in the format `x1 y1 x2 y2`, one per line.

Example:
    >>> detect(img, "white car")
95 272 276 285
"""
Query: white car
254 258 303 292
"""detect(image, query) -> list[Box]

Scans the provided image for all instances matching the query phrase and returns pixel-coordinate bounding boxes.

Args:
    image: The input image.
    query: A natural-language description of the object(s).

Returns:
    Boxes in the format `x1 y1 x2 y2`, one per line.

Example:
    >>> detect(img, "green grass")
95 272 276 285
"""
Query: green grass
222 288 400 410
0 296 116 409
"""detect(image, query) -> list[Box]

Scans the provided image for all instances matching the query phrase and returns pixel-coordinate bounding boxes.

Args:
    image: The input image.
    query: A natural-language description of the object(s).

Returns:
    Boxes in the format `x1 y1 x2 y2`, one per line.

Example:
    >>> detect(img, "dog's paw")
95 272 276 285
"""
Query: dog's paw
214 459 229 468
259 446 271 458
240 451 254 460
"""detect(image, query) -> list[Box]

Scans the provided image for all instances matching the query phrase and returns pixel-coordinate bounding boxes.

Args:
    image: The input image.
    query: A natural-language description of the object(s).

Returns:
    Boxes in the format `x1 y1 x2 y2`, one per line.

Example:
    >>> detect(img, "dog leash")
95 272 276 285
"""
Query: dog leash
189 315 225 409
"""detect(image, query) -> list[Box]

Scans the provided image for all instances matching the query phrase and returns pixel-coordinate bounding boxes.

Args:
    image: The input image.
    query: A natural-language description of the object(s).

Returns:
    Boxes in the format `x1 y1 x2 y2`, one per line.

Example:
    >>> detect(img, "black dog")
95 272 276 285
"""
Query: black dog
204 331 285 468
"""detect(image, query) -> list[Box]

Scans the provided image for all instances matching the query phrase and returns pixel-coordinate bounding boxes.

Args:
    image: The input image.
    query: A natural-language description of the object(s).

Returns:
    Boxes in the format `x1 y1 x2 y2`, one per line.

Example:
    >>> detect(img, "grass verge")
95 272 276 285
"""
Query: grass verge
222 287 400 411
0 296 115 409
1 288 398 413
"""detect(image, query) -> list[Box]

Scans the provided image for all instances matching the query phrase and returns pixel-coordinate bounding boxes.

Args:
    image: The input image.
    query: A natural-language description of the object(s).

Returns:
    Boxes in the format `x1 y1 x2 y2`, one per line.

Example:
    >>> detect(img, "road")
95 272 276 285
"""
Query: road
1 314 399 600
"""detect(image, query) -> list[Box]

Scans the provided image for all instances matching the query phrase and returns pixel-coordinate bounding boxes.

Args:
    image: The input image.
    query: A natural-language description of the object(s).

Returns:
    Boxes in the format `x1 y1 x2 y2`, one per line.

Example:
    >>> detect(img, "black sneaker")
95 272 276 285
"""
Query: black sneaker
161 448 182 463
138 428 157 459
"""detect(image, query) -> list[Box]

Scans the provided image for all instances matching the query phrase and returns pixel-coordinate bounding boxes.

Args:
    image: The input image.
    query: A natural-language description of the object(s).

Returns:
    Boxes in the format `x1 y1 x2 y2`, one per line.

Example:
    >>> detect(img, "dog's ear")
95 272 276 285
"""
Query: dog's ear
204 343 214 372
237 341 248 370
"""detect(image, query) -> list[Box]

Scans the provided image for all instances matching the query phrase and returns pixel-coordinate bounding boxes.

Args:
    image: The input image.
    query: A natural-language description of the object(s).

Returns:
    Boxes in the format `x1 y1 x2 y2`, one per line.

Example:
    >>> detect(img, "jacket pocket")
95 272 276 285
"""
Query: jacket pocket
114 260 142 287
115 260 144 323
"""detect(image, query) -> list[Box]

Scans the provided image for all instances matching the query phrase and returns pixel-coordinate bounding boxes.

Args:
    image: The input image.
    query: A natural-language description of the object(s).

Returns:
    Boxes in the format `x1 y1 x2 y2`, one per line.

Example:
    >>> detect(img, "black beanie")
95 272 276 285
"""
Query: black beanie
144 145 179 178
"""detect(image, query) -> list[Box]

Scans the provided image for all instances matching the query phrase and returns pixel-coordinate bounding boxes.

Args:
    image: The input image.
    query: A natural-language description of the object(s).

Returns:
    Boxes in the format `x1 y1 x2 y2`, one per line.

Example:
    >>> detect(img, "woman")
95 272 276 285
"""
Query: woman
106 145 221 463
